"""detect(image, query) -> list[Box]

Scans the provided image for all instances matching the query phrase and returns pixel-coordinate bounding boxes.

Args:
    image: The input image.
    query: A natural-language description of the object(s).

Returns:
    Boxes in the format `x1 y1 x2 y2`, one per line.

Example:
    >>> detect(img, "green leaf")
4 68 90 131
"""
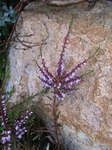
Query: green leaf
4 12 9 17
9 6 13 11
0 20 5 26
0 12 3 17
3 5 8 11
11 18 16 23
4 16 11 22
9 9 14 15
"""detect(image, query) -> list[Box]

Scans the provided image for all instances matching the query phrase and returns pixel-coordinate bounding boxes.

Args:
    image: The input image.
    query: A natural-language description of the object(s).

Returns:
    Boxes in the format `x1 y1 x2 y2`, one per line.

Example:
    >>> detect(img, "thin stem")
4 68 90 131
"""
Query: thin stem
81 69 94 77
88 47 100 60
52 94 60 150
69 14 74 30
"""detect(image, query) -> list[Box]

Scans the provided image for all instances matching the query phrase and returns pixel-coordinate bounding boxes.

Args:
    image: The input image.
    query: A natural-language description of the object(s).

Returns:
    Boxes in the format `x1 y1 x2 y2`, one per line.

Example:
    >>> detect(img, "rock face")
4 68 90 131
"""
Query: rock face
6 1 112 150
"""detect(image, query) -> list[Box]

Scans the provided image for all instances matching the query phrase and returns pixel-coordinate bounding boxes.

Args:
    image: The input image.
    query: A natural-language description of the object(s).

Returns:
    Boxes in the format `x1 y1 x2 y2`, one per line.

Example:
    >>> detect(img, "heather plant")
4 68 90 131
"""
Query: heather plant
36 22 96 100
0 95 33 150
0 86 54 150
36 15 99 150
0 8 100 148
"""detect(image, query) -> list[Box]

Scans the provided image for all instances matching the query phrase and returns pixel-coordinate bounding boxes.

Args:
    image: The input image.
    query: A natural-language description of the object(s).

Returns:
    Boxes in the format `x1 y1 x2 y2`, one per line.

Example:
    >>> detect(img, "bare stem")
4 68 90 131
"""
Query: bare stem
52 94 60 150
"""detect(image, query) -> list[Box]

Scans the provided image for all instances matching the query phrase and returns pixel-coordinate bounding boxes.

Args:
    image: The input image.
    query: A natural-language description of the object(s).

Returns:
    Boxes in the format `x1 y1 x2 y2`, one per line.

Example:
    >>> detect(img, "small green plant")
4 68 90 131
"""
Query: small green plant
0 2 17 30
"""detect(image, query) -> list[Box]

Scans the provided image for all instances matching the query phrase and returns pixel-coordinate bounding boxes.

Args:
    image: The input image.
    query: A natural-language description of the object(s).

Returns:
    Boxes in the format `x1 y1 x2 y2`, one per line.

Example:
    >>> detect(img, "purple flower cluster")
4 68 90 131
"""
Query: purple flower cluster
14 111 33 139
1 130 11 150
37 32 88 100
0 96 33 150
0 96 8 128
0 96 11 150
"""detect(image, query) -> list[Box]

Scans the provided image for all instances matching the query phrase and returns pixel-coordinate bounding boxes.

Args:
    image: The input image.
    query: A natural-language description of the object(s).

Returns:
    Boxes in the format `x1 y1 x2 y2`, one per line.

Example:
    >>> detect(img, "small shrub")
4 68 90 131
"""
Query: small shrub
0 2 17 29
0 95 33 150
36 15 99 150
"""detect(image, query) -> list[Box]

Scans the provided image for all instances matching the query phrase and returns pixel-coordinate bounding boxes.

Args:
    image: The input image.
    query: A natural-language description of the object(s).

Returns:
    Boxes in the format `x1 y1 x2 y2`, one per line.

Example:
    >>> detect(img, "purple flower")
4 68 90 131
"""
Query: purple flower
14 111 33 139
37 31 89 100
0 96 33 149
1 130 11 144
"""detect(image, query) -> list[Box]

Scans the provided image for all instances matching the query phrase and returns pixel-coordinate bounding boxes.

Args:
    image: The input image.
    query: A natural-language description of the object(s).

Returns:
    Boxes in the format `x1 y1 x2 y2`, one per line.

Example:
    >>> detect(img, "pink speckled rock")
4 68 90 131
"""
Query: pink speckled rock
6 1 112 150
